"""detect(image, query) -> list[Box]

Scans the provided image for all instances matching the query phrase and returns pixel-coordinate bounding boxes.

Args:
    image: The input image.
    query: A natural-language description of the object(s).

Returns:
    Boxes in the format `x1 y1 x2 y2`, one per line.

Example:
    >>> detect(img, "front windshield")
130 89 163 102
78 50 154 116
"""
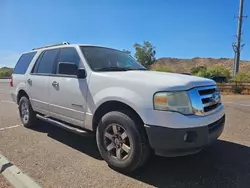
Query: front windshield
80 46 146 71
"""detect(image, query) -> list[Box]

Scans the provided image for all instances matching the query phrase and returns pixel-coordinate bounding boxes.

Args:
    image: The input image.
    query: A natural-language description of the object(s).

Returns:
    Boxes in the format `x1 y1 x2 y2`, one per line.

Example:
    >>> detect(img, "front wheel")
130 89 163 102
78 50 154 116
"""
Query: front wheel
18 96 37 128
96 111 151 173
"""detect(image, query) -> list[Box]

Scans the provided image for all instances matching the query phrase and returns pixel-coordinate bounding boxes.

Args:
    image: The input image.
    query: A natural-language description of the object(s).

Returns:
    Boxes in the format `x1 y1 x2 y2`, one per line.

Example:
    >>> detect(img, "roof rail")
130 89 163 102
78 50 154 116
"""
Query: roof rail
32 42 70 50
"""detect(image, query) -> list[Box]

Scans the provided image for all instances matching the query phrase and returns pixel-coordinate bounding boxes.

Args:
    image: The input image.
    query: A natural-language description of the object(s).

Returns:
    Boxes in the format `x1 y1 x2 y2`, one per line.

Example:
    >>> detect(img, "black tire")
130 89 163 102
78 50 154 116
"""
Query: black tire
18 96 37 128
96 111 151 173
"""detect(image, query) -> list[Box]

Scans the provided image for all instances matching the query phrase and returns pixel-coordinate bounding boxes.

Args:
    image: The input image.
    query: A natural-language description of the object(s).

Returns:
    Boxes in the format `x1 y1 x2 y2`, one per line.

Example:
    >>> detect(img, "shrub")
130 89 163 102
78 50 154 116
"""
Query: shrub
233 72 250 82
151 65 173 72
206 65 231 79
193 65 231 79
191 66 207 75
0 68 12 78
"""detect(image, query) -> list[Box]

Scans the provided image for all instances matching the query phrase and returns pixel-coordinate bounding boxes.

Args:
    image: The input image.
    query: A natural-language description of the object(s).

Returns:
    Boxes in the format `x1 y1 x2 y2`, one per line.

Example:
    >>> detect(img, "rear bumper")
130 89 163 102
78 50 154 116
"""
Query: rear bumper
145 115 225 157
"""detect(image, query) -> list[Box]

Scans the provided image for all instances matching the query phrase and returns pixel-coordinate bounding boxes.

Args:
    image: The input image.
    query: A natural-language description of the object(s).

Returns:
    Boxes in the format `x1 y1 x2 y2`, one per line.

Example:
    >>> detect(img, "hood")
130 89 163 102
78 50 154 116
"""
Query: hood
97 70 216 91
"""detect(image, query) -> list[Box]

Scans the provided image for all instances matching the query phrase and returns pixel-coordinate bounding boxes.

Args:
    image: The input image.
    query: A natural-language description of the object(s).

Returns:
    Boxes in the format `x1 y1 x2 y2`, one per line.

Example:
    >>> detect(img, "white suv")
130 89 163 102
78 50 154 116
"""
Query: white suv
10 42 225 172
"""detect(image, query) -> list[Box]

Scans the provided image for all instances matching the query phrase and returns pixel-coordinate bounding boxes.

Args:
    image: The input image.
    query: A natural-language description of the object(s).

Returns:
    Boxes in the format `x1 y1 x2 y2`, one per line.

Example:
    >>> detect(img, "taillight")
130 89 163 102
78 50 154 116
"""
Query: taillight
10 75 13 87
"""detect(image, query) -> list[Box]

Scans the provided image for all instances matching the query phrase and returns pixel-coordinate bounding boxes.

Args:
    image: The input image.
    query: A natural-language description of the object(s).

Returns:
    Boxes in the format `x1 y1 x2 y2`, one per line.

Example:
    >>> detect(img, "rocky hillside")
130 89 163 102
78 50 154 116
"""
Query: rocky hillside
153 57 250 73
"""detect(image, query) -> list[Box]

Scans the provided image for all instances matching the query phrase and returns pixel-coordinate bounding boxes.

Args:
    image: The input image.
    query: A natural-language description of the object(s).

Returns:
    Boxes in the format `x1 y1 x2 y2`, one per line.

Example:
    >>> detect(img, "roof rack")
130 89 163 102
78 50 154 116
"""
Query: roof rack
32 42 70 50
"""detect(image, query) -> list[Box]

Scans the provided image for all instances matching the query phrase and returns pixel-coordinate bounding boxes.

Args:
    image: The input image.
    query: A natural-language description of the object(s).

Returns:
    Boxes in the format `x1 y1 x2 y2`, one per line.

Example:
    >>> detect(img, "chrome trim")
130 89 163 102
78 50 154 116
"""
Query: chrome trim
188 85 221 116
203 97 220 107
202 104 222 116
200 94 213 99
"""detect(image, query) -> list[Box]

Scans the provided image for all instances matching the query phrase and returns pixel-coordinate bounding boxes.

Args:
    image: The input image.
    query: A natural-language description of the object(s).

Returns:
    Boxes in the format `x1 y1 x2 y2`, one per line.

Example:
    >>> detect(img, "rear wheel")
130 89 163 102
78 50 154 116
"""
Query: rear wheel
96 111 151 173
18 96 37 128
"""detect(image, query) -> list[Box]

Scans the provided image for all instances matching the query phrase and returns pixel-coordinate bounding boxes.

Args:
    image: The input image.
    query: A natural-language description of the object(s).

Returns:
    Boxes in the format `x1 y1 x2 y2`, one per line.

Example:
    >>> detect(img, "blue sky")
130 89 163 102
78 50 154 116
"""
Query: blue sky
1 0 250 67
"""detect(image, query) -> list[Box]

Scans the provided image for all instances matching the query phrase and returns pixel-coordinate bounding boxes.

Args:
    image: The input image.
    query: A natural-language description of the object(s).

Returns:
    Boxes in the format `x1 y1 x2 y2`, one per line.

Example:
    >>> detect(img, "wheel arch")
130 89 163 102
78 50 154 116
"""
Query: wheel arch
92 100 144 132
17 89 29 104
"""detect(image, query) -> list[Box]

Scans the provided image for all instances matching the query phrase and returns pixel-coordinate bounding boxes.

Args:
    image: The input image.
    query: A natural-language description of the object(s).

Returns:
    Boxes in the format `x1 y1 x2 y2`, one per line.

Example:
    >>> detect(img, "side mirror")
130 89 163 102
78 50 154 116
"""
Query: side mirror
77 68 86 79
58 62 78 75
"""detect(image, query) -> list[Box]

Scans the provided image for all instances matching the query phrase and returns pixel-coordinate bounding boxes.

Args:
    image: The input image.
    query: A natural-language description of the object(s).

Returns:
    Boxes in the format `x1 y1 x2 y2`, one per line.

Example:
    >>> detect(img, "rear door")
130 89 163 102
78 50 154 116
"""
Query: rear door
27 49 59 115
49 47 88 127
11 52 37 103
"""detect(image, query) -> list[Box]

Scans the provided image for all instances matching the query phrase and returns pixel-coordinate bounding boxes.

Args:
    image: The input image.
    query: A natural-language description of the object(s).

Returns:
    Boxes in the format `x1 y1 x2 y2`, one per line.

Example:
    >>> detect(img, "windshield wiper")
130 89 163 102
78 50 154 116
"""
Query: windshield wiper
96 67 133 71
133 68 147 71
96 67 147 72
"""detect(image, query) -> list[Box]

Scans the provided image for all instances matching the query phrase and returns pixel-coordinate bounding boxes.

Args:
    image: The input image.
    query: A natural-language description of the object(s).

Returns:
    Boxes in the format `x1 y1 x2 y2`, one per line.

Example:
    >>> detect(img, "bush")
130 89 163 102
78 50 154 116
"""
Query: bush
193 65 231 79
0 68 12 78
195 67 210 78
233 72 250 82
234 87 243 94
206 65 231 79
151 65 173 72
191 66 207 75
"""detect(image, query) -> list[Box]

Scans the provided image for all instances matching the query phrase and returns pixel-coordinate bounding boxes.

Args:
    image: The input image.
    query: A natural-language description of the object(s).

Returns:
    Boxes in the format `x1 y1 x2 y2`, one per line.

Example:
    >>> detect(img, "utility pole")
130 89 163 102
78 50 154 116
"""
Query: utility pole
233 0 245 76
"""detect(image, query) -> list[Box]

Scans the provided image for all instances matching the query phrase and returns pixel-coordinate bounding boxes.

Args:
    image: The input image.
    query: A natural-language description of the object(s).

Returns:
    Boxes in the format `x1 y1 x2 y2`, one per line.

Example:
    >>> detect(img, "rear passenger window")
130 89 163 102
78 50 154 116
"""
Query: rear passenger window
35 49 59 74
13 52 37 74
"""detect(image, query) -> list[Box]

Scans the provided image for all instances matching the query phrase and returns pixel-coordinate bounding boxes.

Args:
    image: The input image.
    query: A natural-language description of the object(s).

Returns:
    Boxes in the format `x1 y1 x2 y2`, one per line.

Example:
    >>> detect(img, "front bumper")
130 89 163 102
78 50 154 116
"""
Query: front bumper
145 115 225 157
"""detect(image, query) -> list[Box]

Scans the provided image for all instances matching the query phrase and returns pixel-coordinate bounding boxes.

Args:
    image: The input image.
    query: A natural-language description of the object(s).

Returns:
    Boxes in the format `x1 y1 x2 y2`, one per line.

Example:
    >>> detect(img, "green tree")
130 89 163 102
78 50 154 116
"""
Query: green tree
151 65 173 72
133 41 156 68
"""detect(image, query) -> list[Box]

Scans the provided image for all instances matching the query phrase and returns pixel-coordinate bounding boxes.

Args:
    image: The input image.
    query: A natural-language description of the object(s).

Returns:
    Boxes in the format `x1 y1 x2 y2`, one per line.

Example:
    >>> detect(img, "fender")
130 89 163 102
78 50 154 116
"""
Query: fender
84 87 149 130
90 87 148 114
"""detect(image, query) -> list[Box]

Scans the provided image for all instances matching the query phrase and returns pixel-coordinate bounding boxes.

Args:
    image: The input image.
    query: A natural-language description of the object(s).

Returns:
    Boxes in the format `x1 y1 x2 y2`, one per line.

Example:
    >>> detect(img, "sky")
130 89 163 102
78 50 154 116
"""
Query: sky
0 0 250 68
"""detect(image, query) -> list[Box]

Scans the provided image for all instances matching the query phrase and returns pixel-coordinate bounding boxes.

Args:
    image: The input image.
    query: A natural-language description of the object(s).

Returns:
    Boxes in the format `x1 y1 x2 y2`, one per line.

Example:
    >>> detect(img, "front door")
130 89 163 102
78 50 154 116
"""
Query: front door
49 47 88 128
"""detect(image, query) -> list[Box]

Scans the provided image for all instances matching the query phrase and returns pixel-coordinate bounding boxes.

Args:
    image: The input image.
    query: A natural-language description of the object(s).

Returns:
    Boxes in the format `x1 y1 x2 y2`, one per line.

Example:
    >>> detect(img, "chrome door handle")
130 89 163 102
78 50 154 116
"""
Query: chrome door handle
27 79 32 85
52 81 59 87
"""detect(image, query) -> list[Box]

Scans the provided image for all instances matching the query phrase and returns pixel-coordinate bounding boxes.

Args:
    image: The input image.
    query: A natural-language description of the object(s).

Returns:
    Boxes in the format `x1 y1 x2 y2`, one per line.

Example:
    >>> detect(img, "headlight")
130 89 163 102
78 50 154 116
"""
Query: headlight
153 91 193 115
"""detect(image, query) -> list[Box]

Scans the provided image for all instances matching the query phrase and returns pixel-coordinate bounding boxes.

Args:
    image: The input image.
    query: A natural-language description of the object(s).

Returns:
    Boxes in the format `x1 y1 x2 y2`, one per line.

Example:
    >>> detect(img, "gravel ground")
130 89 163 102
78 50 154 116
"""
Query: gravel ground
1 80 250 188
0 175 11 188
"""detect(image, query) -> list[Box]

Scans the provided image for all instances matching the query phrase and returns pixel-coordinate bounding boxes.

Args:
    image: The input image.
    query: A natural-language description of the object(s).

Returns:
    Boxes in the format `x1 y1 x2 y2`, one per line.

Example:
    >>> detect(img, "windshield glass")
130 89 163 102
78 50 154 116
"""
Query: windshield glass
80 46 146 72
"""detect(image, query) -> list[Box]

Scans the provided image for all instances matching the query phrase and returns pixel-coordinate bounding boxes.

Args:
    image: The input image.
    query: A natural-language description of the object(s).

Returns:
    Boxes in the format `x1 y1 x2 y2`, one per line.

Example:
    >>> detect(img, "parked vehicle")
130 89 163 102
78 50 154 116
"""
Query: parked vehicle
10 42 225 172
210 76 228 83
180 73 192 75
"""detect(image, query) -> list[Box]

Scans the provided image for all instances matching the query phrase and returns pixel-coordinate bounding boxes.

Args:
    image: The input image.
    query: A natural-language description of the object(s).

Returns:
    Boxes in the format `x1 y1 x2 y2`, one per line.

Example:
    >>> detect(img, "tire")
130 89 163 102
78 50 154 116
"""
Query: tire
18 96 37 128
96 111 151 173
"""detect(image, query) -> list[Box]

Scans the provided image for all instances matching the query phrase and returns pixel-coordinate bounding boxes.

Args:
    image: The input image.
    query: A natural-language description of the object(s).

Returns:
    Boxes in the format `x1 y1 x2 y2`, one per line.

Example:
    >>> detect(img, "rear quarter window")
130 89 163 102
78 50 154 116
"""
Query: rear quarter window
13 52 37 74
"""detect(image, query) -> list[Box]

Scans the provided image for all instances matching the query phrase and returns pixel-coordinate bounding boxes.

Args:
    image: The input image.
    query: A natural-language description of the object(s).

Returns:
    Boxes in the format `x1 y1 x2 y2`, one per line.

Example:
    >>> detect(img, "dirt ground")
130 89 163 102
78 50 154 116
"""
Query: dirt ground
0 175 11 188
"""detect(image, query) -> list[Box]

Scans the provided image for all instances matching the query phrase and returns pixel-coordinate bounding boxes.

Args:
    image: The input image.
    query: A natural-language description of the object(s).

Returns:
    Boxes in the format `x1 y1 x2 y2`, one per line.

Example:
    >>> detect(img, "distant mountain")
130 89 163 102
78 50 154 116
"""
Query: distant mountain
153 57 250 73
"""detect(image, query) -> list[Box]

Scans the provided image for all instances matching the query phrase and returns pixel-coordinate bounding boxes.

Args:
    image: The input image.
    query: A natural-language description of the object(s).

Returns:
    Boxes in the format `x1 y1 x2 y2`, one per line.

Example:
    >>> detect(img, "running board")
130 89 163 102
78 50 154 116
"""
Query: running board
36 114 91 135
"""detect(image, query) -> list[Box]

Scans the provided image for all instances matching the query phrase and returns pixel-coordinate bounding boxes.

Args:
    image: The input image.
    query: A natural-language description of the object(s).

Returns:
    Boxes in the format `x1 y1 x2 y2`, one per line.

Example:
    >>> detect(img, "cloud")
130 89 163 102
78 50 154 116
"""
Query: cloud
0 51 21 68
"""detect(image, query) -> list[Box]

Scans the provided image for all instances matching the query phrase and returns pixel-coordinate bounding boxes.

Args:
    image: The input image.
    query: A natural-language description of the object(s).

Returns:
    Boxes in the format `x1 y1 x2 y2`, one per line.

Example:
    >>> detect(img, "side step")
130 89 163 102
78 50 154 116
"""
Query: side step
36 114 92 136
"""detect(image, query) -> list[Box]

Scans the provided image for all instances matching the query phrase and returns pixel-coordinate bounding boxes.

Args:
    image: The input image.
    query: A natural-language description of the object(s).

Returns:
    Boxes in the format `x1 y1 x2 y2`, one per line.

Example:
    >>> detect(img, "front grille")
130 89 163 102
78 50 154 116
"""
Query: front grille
198 88 215 95
204 103 219 112
188 85 222 116
198 86 221 114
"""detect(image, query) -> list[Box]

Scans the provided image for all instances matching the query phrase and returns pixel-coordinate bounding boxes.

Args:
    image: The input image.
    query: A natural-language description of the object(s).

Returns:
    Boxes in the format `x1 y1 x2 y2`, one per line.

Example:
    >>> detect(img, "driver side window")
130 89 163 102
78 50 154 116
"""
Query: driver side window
55 47 80 76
